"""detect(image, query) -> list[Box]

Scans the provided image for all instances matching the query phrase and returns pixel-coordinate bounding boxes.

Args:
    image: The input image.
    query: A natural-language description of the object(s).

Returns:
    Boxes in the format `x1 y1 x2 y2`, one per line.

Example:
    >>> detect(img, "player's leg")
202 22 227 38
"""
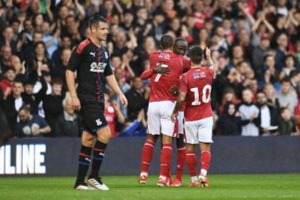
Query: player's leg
138 134 159 183
157 101 176 187
171 111 186 187
185 143 200 187
185 120 201 187
198 117 214 187
157 134 173 186
198 142 211 187
87 125 111 191
78 104 110 191
138 102 160 183
74 130 95 190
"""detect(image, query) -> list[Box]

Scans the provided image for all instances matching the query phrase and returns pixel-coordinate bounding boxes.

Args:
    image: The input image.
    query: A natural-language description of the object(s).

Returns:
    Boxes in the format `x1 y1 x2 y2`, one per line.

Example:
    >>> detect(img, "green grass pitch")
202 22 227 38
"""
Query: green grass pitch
1 174 300 200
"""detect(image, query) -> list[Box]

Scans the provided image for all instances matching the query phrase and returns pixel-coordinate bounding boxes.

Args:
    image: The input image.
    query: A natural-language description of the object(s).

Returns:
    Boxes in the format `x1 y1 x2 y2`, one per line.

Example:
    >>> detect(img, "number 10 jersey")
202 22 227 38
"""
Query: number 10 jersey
179 66 214 121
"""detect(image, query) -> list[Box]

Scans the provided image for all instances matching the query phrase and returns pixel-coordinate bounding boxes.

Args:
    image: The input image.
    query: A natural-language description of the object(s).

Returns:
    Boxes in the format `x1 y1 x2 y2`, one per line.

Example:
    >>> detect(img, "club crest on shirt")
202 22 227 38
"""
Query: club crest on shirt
90 62 107 72
193 73 200 79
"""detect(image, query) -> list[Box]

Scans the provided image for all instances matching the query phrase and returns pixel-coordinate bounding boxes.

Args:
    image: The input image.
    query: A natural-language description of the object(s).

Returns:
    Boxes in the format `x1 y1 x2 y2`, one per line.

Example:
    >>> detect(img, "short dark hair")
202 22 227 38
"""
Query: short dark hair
160 35 174 50
51 77 63 86
89 15 108 29
281 77 291 84
189 46 203 64
18 104 31 113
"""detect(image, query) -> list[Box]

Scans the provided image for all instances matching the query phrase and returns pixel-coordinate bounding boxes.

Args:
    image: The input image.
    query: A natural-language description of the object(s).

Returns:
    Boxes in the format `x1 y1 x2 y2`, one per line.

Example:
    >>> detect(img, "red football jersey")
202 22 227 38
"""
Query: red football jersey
148 50 190 102
179 66 214 121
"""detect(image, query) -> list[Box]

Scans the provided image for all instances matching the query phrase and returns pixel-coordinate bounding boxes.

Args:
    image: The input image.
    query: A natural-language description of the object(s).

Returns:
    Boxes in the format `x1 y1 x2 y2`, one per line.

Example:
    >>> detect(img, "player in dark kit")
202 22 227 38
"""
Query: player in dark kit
66 16 128 190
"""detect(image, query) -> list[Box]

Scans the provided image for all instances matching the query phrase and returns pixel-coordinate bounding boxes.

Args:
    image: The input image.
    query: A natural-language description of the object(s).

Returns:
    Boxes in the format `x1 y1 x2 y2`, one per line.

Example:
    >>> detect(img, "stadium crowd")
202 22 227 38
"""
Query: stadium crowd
0 0 300 138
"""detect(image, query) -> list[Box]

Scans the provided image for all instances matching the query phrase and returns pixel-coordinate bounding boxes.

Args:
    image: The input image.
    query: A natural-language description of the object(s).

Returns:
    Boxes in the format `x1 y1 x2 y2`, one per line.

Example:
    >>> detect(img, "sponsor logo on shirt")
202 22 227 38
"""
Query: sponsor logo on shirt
158 52 171 59
200 72 206 77
90 62 107 73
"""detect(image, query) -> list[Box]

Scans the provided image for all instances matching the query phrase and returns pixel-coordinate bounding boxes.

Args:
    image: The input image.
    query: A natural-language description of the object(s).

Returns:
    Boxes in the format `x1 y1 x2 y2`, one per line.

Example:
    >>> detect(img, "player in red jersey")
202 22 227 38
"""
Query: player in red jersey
170 38 190 187
172 46 215 187
138 35 189 186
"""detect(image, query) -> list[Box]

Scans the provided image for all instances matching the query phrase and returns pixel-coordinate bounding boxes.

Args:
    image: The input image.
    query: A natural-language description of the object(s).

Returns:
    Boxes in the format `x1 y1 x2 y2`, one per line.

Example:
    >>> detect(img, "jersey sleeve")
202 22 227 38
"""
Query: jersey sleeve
67 47 82 72
179 75 188 94
104 51 113 77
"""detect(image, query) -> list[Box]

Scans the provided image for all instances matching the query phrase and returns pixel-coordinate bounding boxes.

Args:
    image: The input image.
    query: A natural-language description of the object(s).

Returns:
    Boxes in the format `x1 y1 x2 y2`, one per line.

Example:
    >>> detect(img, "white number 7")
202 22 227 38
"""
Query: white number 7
154 63 168 82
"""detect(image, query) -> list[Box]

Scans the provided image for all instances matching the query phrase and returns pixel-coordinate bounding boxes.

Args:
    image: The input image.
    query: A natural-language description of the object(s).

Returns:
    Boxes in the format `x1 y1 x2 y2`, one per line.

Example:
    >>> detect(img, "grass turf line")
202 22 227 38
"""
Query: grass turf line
1 174 300 200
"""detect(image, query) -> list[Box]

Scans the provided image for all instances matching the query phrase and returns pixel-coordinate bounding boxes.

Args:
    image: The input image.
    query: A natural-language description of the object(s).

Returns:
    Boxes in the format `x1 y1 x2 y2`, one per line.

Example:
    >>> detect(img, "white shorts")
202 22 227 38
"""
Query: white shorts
147 101 176 137
185 117 214 144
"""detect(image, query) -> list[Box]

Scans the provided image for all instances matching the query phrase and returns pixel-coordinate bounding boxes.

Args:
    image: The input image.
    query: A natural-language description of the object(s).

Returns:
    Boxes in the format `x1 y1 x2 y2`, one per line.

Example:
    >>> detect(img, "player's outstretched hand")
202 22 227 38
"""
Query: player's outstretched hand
171 112 178 123
154 63 170 74
72 96 81 111
119 93 128 106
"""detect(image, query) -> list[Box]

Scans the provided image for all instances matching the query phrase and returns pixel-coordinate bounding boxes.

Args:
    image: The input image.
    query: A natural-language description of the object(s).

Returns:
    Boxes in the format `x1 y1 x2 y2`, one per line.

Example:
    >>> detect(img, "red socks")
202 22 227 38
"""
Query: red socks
175 147 186 180
159 143 172 177
200 150 211 176
186 150 197 177
140 140 155 173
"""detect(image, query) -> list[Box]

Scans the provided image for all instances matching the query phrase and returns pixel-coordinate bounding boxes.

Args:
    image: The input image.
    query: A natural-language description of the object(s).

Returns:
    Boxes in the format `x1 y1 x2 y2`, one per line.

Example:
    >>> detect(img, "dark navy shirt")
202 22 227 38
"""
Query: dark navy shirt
15 115 49 137
67 38 113 105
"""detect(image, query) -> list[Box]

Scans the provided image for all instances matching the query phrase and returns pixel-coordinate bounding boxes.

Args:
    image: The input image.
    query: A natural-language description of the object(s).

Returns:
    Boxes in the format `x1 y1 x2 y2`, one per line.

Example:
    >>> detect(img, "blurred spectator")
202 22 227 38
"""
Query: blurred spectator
279 54 297 80
0 26 17 53
52 48 71 86
0 45 12 72
216 102 241 136
26 41 52 80
54 92 80 137
276 77 298 116
15 104 51 137
0 68 16 95
278 107 293 135
239 88 260 136
104 92 125 137
42 77 64 132
125 77 149 121
52 36 72 67
0 78 31 130
256 91 279 136
119 109 147 137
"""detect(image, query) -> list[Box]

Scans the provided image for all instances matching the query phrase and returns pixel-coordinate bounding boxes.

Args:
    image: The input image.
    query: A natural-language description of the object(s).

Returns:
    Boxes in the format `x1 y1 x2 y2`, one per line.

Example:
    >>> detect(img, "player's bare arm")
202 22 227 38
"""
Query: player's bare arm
106 74 128 106
153 63 170 74
66 69 81 110
205 48 215 71
171 91 186 122
140 63 170 80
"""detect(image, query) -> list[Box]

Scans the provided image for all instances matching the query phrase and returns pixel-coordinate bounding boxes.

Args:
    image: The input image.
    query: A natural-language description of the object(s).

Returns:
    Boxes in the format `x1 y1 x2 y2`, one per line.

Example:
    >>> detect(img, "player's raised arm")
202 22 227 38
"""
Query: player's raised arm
205 47 215 71
106 74 128 106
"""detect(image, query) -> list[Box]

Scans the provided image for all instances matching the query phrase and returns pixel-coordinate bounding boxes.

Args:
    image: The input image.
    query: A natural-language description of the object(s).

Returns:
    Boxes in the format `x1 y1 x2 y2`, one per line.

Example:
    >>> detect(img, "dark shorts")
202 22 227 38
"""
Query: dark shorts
80 103 108 135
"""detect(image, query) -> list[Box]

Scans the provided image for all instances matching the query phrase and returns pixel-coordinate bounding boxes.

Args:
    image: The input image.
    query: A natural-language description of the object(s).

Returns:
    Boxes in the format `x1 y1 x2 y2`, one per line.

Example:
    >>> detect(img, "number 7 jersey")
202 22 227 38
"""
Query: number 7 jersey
179 66 214 121
147 50 190 102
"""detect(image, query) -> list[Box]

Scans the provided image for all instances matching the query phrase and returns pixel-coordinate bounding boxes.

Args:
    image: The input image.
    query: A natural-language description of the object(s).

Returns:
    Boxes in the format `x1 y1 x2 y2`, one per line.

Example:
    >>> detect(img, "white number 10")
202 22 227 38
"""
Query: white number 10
190 85 212 106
